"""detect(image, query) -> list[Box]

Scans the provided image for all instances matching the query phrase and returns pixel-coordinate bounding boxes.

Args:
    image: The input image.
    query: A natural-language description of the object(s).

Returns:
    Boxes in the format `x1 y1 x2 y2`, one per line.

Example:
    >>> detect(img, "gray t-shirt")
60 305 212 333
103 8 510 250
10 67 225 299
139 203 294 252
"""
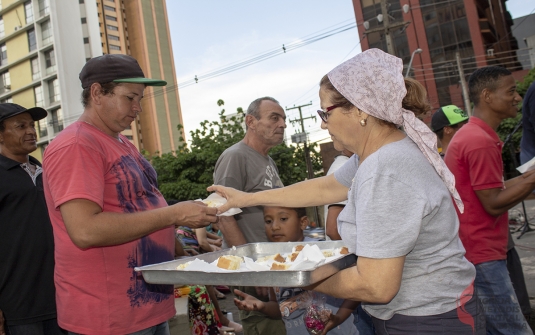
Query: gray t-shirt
214 141 283 245
334 137 475 320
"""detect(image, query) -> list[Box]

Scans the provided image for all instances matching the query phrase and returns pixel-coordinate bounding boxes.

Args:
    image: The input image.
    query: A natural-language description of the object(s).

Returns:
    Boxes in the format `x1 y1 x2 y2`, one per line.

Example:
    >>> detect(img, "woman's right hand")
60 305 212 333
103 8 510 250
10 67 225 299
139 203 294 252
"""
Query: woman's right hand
207 185 251 214
233 289 265 312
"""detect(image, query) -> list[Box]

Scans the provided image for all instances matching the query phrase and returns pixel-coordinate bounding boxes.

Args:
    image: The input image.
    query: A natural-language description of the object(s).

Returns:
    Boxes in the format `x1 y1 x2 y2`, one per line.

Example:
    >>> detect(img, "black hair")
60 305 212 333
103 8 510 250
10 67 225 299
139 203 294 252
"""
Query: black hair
0 120 5 132
294 207 307 219
468 66 512 106
435 128 444 140
81 82 121 108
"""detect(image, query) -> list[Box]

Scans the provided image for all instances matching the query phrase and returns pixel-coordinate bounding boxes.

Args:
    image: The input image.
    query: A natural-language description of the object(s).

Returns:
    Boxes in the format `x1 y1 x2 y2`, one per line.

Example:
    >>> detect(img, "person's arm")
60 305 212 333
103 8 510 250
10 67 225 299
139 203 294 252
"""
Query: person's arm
175 237 186 257
309 256 405 303
326 205 344 240
207 237 222 247
208 174 349 213
195 227 221 252
59 199 218 249
233 288 281 319
476 169 535 217
218 215 247 247
320 299 360 335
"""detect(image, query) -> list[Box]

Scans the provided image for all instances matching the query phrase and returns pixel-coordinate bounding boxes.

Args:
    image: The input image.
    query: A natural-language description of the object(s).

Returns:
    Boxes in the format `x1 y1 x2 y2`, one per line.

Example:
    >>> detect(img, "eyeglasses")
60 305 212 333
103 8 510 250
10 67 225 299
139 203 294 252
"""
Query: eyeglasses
317 105 341 123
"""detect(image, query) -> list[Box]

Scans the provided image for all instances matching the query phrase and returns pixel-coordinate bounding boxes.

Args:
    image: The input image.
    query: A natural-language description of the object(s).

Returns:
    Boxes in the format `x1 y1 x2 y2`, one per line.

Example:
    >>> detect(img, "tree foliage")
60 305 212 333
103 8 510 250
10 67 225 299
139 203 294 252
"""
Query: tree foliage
149 100 323 201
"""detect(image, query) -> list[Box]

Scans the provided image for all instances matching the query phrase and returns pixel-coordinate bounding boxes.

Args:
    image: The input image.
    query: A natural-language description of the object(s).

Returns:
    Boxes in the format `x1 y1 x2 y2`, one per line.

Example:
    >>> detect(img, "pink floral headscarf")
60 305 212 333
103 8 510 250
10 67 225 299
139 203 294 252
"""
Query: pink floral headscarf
327 48 464 213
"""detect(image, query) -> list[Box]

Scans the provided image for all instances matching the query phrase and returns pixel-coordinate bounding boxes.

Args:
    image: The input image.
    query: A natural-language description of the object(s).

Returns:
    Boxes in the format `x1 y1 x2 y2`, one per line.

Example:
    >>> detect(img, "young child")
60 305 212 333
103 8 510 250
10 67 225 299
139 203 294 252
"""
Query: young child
233 206 358 335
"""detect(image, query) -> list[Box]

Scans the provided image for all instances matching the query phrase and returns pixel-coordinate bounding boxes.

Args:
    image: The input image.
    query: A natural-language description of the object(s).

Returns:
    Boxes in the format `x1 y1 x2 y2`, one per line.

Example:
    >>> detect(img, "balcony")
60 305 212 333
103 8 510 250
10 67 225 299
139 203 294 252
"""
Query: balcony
479 18 497 42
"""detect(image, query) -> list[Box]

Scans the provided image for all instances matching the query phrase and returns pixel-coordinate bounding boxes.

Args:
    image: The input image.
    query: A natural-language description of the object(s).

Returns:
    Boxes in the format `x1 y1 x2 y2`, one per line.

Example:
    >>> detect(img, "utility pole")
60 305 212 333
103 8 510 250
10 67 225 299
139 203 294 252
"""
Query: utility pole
456 51 472 116
364 0 410 55
287 102 315 181
286 102 320 225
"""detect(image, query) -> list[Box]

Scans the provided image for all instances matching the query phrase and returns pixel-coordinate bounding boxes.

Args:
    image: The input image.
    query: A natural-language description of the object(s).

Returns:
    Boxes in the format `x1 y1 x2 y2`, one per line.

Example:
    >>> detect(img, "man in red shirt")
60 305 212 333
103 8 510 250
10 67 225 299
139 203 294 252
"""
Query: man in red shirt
43 55 218 335
445 66 535 334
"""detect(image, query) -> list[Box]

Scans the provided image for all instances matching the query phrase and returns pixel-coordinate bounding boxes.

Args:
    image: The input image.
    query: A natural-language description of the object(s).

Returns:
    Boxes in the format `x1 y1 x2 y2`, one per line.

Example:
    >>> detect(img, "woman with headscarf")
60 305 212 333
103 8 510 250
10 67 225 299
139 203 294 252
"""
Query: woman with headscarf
209 49 483 334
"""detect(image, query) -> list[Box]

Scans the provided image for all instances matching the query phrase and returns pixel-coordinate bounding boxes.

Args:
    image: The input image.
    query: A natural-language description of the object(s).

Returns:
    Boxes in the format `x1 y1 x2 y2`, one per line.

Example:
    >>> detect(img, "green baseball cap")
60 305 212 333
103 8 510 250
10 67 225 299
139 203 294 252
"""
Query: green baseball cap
79 54 167 88
431 105 469 132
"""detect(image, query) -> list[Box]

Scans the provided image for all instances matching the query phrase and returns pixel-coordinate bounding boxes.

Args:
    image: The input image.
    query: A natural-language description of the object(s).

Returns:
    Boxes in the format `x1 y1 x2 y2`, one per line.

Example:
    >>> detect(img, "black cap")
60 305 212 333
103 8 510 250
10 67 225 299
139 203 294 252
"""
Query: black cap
79 54 167 89
431 105 469 132
0 103 47 123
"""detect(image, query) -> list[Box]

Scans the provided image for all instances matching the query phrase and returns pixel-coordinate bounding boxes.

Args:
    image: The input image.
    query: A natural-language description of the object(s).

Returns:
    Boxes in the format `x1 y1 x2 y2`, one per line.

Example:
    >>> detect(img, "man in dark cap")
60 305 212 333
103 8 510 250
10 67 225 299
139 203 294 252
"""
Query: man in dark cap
431 104 468 155
42 54 218 335
0 104 63 334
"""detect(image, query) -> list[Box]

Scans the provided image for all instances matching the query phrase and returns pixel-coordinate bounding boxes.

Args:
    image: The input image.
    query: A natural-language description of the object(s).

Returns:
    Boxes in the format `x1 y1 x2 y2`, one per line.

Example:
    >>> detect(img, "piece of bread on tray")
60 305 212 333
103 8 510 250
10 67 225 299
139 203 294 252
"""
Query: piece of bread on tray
216 255 243 270
340 246 349 254
293 244 305 252
256 253 285 263
270 261 291 271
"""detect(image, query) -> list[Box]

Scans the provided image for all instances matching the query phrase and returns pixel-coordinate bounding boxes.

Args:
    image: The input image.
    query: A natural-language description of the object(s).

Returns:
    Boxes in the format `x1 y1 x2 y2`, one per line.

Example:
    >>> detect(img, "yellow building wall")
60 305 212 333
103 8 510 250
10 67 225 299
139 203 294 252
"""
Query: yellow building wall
30 149 42 162
6 33 29 61
13 87 36 108
2 0 20 9
3 4 25 35
10 59 32 90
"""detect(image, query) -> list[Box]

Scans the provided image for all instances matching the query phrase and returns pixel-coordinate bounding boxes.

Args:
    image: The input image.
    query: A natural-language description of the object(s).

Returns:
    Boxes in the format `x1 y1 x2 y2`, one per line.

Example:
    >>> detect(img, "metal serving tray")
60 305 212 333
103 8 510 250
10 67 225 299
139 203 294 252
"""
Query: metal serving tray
135 241 356 287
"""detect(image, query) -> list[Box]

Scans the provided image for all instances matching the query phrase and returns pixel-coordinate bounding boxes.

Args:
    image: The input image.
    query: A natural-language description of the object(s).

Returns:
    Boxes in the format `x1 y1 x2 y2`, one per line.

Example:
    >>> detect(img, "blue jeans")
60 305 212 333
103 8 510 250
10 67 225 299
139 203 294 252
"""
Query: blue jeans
67 321 169 335
475 260 533 335
353 304 375 335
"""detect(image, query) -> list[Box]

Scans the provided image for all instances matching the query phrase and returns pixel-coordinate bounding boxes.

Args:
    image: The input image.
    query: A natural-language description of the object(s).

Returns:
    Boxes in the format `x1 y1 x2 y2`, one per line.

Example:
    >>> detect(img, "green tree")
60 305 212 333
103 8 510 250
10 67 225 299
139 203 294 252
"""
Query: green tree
149 100 323 201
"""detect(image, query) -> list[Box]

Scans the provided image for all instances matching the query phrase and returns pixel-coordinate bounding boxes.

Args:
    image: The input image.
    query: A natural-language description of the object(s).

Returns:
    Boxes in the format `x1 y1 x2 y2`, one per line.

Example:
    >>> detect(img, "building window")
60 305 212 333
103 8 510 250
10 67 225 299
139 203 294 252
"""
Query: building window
81 17 87 24
83 37 89 44
0 44 7 66
104 5 116 12
105 15 117 21
109 45 121 51
106 25 118 31
38 0 50 17
108 35 119 41
31 57 40 80
41 20 53 45
34 85 44 107
0 97 13 103
51 108 63 133
79 0 84 3
25 1 34 24
49 78 60 103
44 49 56 74
28 29 37 51
0 71 10 93
0 16 4 39
38 118 48 137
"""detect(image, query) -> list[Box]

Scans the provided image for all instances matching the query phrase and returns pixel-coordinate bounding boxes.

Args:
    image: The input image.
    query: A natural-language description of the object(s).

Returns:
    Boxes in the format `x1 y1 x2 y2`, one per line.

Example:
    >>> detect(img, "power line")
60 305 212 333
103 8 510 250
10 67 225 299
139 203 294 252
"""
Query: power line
142 20 358 101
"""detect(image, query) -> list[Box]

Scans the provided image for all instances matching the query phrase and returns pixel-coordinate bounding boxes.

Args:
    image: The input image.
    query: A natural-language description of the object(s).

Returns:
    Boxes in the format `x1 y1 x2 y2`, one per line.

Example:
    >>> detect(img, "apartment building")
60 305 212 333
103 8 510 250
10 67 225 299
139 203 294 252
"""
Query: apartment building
352 0 527 111
97 0 184 155
0 0 183 161
0 0 101 160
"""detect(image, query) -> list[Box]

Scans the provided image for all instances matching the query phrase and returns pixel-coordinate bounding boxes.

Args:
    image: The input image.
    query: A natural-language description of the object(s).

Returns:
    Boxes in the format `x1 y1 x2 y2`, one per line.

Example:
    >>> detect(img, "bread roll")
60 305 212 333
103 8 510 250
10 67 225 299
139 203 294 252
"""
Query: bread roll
340 247 349 255
257 253 285 263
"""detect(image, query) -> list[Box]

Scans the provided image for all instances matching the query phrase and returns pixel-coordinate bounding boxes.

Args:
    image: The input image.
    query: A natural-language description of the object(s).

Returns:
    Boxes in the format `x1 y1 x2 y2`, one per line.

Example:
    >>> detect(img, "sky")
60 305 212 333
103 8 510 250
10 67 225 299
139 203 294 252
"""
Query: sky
165 0 535 145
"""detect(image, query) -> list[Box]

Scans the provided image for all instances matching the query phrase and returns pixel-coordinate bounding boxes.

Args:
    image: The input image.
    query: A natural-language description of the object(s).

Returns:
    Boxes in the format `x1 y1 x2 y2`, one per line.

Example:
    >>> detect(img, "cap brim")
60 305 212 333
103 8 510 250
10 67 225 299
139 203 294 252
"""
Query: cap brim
448 117 469 127
113 78 167 86
0 107 48 123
